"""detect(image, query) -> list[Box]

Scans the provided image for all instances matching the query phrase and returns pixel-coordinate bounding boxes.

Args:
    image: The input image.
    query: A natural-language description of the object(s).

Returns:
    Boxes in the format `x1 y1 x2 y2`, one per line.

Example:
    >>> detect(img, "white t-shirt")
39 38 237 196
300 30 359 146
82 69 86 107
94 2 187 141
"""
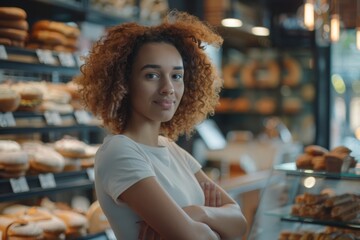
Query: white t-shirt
95 134 204 240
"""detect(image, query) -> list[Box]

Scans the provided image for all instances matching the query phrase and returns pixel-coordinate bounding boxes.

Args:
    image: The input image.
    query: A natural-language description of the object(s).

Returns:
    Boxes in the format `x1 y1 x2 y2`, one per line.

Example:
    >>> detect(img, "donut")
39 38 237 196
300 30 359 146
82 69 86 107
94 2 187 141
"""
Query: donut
0 85 21 112
0 19 28 30
0 7 27 20
0 28 27 41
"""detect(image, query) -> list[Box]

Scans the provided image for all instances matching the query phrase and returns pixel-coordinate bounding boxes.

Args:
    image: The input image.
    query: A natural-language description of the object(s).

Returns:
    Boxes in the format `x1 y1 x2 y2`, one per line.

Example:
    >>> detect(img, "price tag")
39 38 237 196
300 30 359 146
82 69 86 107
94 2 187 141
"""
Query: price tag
10 177 29 193
44 111 62 125
58 52 76 67
39 173 56 189
36 49 57 65
74 110 91 124
105 229 116 240
74 53 85 67
86 168 95 182
0 45 8 60
0 112 16 127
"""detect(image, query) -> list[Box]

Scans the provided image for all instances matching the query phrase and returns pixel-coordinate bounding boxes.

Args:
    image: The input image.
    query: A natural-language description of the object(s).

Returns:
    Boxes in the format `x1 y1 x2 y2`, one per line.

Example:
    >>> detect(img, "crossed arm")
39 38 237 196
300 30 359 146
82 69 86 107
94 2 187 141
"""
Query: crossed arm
119 169 247 240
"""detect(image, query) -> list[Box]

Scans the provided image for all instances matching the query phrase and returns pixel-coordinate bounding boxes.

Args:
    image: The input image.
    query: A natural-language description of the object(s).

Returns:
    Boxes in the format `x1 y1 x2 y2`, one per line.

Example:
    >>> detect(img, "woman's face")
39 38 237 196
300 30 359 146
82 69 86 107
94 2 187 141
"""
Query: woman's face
129 42 185 125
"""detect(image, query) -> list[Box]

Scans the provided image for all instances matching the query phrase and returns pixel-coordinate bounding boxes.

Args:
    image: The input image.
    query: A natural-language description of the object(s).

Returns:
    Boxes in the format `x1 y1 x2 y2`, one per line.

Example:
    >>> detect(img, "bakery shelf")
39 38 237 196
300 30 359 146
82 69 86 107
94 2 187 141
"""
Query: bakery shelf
86 8 136 26
0 125 100 135
265 205 360 230
274 162 360 180
0 169 94 202
0 46 80 76
79 229 116 240
32 0 85 12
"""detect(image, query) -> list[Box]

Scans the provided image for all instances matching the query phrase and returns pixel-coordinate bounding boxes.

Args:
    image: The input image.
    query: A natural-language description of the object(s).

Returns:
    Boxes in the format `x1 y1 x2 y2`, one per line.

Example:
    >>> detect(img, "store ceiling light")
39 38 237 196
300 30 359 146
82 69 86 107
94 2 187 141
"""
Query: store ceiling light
221 18 243 27
357 0 360 50
251 26 269 36
304 0 314 30
330 0 340 42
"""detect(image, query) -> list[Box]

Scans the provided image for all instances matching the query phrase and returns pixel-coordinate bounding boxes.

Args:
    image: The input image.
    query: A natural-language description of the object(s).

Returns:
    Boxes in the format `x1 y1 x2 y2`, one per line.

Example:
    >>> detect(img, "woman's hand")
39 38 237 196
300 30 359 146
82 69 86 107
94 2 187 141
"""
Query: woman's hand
138 220 220 240
138 221 163 240
201 181 222 207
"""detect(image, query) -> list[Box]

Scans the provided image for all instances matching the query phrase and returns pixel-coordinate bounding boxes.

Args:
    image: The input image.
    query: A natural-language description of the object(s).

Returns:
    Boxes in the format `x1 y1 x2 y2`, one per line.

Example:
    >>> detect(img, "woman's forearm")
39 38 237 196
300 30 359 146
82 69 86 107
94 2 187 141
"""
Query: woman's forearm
201 203 247 239
183 204 247 239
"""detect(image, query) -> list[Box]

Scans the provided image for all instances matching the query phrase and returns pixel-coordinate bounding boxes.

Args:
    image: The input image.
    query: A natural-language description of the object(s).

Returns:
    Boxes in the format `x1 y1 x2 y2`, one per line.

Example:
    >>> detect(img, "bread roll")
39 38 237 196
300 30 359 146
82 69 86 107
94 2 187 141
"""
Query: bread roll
32 20 80 38
86 201 111 234
0 28 27 41
0 86 21 112
54 138 89 158
0 7 27 20
0 19 28 30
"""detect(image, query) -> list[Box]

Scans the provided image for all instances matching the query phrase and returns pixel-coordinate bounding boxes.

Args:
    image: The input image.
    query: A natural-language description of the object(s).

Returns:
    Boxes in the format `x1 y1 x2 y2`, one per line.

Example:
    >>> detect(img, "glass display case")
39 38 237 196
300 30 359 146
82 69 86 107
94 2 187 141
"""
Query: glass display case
248 162 360 240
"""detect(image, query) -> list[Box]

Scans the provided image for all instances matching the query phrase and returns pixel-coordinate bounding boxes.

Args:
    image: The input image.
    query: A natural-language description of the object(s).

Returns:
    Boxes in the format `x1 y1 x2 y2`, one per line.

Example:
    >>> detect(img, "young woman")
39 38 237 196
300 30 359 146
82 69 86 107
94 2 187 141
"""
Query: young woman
75 10 247 240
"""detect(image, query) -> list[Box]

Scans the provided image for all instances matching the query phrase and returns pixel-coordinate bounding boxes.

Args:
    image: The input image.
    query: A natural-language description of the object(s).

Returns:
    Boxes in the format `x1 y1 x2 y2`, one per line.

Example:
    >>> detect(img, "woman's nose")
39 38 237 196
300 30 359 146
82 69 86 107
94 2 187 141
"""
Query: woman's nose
159 78 175 95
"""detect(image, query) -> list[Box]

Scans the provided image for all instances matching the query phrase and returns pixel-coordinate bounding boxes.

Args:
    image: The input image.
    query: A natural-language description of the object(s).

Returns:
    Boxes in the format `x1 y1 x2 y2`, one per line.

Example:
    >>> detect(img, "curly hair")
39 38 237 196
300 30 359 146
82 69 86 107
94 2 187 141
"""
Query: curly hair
74 10 223 140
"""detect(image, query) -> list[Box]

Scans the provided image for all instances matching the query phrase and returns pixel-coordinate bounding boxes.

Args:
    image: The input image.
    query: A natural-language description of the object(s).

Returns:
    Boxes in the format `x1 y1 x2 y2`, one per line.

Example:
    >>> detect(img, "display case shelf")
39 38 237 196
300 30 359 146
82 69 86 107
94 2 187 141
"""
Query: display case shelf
266 205 360 230
274 162 360 180
0 169 94 202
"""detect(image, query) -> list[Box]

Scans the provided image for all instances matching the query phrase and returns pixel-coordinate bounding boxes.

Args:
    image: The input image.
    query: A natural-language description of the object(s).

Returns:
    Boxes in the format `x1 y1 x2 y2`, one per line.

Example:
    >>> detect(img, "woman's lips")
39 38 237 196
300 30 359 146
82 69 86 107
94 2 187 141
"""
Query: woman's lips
154 99 175 109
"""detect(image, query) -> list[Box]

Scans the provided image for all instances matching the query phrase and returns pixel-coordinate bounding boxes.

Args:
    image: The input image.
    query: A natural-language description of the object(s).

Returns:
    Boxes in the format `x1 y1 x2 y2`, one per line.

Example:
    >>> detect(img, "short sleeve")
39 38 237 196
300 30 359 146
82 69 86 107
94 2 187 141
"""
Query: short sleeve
95 136 155 202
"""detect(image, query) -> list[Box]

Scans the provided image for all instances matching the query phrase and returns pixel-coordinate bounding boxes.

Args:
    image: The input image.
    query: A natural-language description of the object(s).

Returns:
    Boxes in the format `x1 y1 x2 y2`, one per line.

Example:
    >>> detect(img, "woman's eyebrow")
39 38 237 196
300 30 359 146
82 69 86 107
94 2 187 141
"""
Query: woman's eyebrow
140 64 184 70
140 64 160 70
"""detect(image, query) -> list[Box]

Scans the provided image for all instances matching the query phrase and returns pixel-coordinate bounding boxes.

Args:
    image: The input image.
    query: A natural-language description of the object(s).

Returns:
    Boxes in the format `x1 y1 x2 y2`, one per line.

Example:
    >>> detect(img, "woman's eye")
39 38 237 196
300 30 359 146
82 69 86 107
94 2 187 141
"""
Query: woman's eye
172 74 183 80
145 73 159 79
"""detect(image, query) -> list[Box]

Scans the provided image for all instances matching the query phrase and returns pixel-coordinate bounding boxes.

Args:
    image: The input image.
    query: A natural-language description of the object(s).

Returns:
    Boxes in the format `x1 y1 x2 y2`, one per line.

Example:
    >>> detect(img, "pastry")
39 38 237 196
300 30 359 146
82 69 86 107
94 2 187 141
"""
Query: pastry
296 153 313 169
304 145 329 156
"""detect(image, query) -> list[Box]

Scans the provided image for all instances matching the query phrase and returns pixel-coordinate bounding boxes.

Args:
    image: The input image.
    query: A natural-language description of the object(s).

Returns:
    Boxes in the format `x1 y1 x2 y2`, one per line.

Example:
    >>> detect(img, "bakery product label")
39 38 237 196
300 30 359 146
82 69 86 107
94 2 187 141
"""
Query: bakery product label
39 173 56 189
0 45 7 59
10 176 29 193
0 112 16 127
